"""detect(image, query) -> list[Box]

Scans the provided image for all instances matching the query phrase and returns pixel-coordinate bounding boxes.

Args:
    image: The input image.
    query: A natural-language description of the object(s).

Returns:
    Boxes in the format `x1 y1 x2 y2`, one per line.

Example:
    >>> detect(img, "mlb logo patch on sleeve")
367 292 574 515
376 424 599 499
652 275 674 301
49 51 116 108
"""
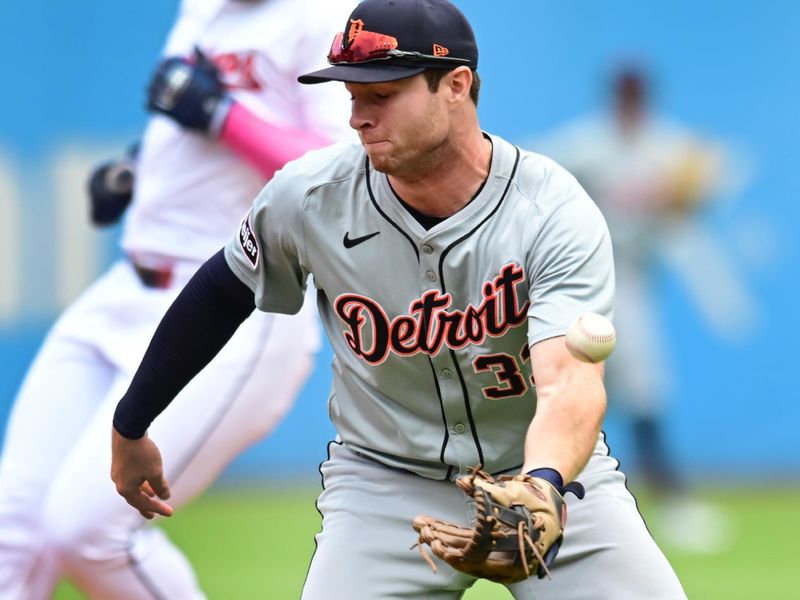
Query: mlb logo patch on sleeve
239 209 260 269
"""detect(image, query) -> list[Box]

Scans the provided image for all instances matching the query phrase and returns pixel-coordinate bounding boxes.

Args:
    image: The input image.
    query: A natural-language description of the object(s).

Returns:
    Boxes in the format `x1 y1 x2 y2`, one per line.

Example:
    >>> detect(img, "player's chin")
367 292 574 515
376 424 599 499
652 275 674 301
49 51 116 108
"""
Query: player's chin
366 149 398 174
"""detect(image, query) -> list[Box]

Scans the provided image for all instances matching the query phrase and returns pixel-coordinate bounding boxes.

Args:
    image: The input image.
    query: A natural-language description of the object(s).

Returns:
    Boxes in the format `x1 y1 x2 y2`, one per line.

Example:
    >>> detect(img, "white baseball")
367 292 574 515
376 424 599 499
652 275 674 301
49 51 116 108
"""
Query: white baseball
565 313 616 363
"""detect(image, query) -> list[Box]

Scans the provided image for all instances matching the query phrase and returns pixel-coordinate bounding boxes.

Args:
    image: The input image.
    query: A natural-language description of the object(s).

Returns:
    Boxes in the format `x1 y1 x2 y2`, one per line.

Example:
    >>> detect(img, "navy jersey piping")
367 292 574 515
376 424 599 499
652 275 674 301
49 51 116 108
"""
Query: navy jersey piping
364 155 419 260
438 145 521 472
366 155 457 476
363 148 520 478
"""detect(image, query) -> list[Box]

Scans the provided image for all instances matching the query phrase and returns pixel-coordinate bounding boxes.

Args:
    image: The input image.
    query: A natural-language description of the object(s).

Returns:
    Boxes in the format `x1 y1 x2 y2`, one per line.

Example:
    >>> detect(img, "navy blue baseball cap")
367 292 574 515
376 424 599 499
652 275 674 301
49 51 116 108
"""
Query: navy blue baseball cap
298 0 478 84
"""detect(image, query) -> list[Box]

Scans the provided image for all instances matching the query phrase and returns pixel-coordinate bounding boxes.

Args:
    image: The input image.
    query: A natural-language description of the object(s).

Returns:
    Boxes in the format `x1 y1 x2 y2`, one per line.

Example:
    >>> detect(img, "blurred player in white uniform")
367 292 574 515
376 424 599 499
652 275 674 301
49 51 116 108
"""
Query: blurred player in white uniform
0 0 354 598
533 68 737 552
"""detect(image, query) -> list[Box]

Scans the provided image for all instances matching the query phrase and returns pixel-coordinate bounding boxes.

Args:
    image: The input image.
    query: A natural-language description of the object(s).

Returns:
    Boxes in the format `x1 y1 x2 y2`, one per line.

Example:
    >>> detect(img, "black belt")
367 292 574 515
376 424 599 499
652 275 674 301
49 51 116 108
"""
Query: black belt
132 262 173 289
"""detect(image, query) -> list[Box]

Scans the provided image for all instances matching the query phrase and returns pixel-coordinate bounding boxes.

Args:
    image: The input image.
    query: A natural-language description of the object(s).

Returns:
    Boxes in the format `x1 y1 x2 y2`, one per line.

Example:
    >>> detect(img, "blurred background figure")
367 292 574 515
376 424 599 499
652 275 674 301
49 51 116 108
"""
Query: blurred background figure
0 0 354 598
530 65 755 554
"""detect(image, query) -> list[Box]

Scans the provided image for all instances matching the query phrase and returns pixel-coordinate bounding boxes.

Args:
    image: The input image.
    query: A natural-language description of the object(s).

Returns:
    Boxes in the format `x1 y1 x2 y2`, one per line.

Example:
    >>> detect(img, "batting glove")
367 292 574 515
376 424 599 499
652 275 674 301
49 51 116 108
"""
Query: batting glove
146 47 232 136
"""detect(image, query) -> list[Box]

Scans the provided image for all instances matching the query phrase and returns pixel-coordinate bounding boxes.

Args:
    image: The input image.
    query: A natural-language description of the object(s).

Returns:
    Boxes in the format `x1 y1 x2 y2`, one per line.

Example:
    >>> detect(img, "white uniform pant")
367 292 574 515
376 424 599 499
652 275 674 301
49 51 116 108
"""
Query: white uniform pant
302 439 686 599
0 260 319 599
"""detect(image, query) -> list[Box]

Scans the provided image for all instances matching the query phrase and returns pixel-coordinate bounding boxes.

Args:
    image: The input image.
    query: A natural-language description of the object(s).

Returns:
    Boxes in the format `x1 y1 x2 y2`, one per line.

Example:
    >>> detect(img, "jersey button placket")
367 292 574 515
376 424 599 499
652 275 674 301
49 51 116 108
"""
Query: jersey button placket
419 242 470 466
432 357 473 465
419 241 437 292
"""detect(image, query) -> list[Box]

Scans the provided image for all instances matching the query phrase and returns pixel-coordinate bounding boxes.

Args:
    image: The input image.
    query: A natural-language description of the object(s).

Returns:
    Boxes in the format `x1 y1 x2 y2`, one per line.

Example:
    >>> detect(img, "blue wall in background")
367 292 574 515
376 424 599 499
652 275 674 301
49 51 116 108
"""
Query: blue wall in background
1 1 798 482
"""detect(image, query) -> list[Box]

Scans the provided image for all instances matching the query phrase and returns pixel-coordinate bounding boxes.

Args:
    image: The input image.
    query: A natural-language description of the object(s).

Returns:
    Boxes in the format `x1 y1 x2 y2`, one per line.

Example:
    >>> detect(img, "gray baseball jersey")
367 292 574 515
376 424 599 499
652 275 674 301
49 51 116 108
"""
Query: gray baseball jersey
225 134 614 480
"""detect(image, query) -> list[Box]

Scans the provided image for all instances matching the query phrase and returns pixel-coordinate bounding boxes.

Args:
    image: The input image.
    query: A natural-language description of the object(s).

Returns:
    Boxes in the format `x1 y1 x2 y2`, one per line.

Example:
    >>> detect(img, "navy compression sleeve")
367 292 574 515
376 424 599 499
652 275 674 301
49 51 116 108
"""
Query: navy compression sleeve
113 249 255 439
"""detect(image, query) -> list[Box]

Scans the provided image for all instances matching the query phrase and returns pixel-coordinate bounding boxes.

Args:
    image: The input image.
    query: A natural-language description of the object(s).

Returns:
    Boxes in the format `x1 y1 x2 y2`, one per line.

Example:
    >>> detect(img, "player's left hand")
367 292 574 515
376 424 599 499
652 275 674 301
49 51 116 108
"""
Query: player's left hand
110 428 174 520
146 46 231 136
412 468 583 584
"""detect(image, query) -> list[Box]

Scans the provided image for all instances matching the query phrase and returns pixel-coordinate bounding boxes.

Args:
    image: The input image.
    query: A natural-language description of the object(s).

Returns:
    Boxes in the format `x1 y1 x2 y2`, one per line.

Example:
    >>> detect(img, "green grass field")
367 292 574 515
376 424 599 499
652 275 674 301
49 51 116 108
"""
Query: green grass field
54 485 799 599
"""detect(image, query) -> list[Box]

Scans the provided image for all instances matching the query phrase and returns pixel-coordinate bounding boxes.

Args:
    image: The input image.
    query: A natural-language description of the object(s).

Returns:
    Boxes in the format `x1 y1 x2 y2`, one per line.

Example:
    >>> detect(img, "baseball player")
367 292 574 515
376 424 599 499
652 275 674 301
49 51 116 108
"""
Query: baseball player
0 1 355 598
533 68 733 551
111 1 687 598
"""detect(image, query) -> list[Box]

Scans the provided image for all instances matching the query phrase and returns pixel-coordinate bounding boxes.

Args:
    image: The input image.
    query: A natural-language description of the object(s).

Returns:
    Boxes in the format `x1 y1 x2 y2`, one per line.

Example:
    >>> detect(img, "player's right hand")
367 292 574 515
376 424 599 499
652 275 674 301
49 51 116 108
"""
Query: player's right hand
88 159 135 226
111 428 174 520
146 46 231 136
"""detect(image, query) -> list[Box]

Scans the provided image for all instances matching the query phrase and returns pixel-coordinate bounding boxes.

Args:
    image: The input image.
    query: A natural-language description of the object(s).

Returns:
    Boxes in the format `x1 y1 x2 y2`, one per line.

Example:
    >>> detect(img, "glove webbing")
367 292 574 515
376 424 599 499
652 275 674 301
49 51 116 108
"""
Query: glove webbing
474 487 549 579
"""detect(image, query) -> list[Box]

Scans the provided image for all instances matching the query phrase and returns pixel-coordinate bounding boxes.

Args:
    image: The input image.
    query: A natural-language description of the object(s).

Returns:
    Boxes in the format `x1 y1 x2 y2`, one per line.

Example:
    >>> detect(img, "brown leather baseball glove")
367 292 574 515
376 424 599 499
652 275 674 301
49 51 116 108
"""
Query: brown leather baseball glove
412 468 584 584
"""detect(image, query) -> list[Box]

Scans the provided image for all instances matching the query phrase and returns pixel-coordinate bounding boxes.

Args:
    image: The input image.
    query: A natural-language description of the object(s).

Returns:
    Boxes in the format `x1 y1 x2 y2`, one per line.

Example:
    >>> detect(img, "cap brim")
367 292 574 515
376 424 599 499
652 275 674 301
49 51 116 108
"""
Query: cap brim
298 64 426 85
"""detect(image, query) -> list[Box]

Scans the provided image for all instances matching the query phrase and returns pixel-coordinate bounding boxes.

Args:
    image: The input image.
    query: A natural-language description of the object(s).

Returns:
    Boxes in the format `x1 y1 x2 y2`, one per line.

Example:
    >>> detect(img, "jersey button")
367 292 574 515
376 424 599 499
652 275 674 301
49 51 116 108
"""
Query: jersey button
441 368 453 378
453 422 467 434
421 244 434 255
425 270 437 282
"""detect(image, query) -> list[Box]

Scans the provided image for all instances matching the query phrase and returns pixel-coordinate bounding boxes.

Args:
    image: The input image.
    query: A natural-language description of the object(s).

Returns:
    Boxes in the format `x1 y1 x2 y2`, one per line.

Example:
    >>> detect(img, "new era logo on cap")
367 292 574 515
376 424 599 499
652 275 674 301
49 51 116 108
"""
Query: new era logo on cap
433 44 449 57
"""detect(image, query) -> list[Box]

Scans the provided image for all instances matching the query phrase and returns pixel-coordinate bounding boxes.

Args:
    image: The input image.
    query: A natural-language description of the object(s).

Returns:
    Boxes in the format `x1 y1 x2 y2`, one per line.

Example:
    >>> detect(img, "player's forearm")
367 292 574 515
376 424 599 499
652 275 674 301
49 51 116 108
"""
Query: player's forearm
219 102 334 179
113 250 255 439
521 364 606 483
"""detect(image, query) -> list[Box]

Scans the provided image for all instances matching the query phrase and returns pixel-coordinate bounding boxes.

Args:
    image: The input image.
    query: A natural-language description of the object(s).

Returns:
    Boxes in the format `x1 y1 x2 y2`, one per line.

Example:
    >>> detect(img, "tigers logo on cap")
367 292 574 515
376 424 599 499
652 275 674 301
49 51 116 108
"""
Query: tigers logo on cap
347 19 365 45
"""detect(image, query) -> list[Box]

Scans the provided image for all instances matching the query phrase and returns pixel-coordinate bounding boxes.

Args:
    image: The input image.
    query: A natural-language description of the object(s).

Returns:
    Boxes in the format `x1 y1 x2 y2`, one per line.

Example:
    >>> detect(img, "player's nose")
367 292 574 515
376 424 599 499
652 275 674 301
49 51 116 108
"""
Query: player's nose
349 99 375 131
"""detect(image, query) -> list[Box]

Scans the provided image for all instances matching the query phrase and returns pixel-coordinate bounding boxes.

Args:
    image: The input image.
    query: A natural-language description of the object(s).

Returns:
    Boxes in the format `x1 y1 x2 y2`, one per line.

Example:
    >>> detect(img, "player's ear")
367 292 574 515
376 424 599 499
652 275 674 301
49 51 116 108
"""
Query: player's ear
446 67 473 105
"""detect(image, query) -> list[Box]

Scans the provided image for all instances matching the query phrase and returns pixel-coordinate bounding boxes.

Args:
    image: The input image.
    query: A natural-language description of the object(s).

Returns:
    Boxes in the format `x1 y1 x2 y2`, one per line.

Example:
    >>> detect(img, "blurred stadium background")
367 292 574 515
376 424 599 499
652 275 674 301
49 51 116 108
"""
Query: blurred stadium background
1 1 798 598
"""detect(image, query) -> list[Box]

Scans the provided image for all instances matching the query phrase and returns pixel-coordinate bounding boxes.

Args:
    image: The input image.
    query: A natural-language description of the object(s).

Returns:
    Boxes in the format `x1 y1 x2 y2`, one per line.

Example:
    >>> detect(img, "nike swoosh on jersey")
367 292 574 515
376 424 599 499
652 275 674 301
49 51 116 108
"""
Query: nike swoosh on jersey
343 231 380 248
